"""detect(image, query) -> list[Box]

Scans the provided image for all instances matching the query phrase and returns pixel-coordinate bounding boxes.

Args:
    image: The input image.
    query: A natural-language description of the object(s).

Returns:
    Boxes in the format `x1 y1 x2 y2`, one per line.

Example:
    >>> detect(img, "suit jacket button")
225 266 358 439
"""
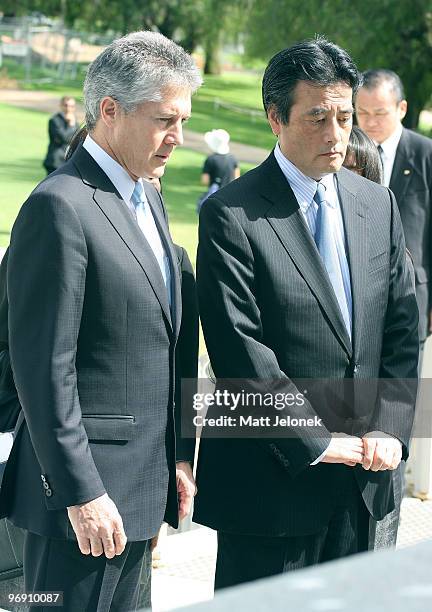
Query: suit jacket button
43 482 50 490
41 475 46 482
354 364 359 374
45 489 52 497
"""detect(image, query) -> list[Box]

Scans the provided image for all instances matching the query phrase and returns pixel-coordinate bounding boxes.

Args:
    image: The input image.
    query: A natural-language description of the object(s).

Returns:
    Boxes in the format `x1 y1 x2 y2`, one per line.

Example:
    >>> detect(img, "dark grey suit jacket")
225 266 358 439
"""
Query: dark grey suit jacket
389 127 432 341
194 153 418 537
0 145 193 541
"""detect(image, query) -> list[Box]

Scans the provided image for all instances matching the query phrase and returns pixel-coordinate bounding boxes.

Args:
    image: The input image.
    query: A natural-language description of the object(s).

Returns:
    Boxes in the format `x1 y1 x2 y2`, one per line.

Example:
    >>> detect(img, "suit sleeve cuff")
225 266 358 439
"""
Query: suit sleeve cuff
310 442 330 465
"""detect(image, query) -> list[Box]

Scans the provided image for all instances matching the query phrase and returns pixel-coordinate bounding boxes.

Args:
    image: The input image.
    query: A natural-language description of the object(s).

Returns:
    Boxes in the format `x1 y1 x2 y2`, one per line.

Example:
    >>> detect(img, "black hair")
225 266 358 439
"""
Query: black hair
361 69 405 103
343 125 383 184
262 35 361 124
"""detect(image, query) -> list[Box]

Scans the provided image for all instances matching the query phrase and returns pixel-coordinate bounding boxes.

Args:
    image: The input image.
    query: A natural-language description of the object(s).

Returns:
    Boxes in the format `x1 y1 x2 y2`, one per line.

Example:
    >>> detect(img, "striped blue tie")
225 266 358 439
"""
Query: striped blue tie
314 182 351 337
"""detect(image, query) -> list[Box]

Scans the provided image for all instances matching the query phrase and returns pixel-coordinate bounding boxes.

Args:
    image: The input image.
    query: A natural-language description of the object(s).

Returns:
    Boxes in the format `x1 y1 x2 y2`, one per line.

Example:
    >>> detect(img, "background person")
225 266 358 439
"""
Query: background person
198 129 240 211
343 125 407 551
43 96 77 175
343 125 383 183
356 69 432 369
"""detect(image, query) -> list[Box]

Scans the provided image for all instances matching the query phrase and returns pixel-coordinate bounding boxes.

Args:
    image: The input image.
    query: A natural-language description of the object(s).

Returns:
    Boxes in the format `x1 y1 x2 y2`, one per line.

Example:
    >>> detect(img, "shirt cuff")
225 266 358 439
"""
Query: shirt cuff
310 442 330 465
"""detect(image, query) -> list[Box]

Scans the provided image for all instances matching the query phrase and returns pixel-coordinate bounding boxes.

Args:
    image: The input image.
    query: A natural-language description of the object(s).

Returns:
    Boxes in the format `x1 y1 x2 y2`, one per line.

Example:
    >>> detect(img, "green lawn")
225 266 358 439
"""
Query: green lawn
0 103 253 262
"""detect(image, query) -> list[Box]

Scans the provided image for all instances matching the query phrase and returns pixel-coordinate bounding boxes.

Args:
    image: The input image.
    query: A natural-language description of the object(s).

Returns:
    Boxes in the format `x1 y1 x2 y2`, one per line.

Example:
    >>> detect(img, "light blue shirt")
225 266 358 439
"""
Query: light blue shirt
274 143 353 465
83 136 171 304
274 143 352 336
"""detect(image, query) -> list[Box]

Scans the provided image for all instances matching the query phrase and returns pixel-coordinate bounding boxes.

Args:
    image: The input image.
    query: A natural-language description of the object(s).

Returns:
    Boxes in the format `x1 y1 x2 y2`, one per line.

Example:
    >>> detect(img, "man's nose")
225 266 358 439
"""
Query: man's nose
325 117 342 144
166 122 184 146
362 114 377 127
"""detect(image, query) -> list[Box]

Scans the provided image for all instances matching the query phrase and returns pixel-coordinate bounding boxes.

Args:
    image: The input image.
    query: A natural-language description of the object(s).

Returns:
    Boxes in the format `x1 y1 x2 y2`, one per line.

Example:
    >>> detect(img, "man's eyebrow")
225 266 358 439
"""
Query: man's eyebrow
306 105 354 116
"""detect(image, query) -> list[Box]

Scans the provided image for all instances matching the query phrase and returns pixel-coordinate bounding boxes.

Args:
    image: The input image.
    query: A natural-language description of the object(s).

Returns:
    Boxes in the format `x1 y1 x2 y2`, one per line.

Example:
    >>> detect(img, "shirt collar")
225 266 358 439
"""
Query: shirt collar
83 135 138 206
376 122 403 159
274 142 337 212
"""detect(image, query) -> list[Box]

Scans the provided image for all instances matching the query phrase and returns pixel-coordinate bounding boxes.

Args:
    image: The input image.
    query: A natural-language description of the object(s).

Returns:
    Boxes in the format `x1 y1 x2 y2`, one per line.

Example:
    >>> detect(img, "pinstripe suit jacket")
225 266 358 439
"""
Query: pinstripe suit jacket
194 152 418 536
0 145 193 541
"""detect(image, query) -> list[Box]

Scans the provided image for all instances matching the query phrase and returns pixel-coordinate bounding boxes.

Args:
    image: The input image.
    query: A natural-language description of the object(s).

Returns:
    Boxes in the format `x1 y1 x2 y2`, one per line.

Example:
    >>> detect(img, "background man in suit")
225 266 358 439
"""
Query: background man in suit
0 31 202 611
43 96 77 174
194 37 418 589
356 69 432 367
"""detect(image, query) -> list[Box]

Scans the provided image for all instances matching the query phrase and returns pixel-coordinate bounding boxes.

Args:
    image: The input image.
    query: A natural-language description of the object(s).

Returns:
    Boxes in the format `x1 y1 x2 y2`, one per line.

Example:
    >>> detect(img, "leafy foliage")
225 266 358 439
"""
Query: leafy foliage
245 0 432 127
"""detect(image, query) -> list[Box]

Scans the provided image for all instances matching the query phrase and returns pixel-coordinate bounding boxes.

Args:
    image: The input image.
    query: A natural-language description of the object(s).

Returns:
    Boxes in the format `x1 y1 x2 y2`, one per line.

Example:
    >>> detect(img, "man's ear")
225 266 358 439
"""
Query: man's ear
398 99 407 121
99 97 119 128
267 107 281 136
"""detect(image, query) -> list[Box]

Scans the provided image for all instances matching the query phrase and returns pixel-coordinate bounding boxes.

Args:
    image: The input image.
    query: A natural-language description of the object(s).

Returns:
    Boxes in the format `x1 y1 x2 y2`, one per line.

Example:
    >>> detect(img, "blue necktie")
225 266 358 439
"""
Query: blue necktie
131 181 172 307
314 182 351 337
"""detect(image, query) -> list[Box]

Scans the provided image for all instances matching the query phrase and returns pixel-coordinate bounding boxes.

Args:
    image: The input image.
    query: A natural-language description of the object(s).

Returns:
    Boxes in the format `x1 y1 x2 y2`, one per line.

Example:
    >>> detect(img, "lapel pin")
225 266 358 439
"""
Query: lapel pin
403 169 411 175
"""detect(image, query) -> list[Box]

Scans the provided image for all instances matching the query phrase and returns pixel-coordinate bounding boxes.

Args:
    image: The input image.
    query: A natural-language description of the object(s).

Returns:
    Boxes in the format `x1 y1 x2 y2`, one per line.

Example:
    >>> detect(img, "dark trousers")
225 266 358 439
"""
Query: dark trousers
24 532 151 612
215 486 370 590
369 465 402 549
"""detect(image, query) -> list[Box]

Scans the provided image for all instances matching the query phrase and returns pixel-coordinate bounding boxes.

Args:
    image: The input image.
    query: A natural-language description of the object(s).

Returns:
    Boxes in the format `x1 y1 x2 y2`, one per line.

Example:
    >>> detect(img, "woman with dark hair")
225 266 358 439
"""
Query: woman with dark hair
343 125 383 184
344 125 413 553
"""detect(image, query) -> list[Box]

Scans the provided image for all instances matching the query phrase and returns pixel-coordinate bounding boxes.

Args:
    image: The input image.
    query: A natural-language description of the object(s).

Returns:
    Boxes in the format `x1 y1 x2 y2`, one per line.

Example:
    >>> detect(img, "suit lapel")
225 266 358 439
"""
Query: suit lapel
262 154 352 357
336 169 368 356
389 128 415 202
73 146 174 332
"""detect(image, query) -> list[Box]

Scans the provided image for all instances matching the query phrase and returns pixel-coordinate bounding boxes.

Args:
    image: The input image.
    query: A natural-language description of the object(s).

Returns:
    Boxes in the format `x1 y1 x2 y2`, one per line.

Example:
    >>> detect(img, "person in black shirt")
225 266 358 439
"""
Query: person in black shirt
201 129 240 189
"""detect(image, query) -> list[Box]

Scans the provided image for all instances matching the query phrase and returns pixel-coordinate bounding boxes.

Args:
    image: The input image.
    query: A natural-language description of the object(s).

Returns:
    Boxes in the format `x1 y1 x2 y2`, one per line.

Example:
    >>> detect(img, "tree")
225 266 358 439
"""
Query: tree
1 0 247 76
245 0 432 128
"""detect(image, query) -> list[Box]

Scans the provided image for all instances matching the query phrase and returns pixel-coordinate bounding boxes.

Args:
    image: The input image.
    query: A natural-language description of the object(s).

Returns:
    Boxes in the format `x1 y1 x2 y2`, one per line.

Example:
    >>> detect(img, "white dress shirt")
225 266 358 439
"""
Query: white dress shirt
375 122 403 187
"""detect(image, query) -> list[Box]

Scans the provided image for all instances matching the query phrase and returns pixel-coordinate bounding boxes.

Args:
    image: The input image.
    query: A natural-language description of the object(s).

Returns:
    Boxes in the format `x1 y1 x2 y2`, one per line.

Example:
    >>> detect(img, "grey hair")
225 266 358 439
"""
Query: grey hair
84 30 202 131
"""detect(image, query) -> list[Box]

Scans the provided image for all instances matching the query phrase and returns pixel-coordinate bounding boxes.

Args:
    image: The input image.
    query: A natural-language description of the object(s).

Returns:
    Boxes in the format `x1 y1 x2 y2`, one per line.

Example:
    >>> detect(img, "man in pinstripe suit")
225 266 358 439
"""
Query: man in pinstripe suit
194 37 419 588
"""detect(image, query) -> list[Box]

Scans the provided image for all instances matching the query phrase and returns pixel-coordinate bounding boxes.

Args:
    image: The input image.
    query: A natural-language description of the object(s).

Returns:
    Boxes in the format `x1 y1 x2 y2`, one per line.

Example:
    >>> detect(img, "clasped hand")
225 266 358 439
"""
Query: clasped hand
321 431 402 471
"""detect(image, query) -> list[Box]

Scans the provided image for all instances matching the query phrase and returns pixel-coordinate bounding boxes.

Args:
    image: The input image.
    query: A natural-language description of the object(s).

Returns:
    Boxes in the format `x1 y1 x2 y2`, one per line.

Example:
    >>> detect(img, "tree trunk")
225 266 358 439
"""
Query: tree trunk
204 36 221 75
404 104 421 131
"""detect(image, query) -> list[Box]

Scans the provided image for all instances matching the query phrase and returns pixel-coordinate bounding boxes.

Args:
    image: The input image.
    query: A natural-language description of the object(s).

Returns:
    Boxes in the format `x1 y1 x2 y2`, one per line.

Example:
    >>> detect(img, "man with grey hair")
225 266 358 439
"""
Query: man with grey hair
0 30 202 610
356 69 432 369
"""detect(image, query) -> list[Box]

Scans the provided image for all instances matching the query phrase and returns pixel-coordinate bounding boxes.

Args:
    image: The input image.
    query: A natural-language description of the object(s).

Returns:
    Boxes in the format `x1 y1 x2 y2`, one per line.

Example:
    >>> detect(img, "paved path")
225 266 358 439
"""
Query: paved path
0 89 267 166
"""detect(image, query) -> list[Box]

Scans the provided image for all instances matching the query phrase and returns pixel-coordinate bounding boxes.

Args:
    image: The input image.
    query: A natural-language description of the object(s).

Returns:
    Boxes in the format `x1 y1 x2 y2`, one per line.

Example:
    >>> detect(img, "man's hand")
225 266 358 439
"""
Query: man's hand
320 433 364 467
428 308 432 335
362 431 402 471
176 461 196 520
64 112 76 127
67 493 127 559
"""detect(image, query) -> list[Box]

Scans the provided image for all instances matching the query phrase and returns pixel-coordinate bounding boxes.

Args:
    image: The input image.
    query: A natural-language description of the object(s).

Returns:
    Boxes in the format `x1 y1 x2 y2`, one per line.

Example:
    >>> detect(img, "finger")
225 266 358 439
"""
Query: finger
390 447 402 470
178 489 193 520
101 535 116 559
76 535 91 555
379 445 395 471
150 535 159 553
89 536 104 557
362 437 376 470
113 527 127 556
370 440 385 471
